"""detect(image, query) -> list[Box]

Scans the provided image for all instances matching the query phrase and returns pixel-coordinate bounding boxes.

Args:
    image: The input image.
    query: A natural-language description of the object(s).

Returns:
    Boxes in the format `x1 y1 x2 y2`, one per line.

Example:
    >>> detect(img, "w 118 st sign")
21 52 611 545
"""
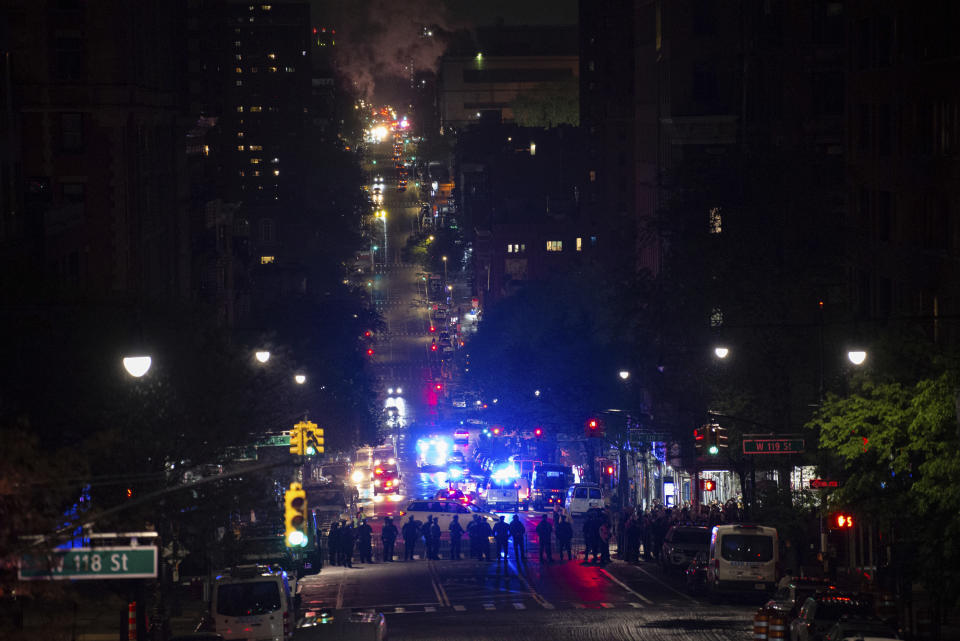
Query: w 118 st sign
742 437 805 454
19 546 157 581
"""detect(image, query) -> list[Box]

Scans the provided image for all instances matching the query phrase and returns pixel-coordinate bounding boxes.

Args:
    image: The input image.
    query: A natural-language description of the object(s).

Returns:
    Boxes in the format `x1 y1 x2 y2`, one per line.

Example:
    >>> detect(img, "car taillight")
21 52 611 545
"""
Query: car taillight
399 511 405 516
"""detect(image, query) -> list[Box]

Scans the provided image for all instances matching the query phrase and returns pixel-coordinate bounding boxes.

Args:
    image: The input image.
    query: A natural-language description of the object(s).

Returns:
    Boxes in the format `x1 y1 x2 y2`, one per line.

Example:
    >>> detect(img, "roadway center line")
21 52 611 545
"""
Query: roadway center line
599 569 654 604
428 561 451 607
626 565 698 603
513 563 554 610
336 579 344 609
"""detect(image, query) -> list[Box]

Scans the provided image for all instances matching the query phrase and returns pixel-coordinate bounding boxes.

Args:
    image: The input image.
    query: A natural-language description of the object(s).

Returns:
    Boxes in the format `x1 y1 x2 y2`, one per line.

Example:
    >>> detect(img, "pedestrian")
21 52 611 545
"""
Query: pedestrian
536 514 554 563
327 521 341 566
509 514 526 564
493 516 510 562
421 516 435 559
402 515 419 561
626 513 641 564
341 521 355 568
556 514 573 561
585 511 601 563
357 518 373 563
598 518 611 565
479 516 493 561
430 517 442 559
449 514 464 560
641 513 653 560
381 516 398 562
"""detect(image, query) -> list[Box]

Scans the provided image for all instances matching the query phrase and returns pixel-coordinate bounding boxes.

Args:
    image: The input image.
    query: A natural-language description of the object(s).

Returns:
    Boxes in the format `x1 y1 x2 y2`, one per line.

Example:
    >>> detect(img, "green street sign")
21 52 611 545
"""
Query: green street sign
19 547 158 580
256 434 290 448
743 438 805 454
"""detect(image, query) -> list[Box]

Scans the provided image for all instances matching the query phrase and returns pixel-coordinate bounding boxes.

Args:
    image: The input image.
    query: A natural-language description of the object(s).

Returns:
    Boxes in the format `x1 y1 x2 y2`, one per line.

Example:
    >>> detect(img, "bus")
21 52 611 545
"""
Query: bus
530 463 571 510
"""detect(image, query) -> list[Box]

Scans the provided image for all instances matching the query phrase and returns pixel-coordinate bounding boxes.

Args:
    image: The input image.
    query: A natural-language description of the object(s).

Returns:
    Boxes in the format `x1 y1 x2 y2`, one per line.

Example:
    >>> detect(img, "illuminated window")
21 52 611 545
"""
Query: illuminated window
238 170 246 176
203 145 210 157
284 66 295 72
546 240 563 252
709 207 722 234
252 170 261 176
273 169 280 176
236 106 244 113
261 4 272 9
590 235 598 246
249 106 262 113
237 145 245 151
235 54 242 61
257 185 264 190
271 157 279 163
250 158 261 164
249 145 263 151
237 131 245 138
269 66 277 73
710 307 724 327
250 66 258 73
576 237 583 251
236 80 243 86
261 255 275 265
235 67 242 74
268 53 276 60
506 243 525 253
234 40 241 47
589 170 596 182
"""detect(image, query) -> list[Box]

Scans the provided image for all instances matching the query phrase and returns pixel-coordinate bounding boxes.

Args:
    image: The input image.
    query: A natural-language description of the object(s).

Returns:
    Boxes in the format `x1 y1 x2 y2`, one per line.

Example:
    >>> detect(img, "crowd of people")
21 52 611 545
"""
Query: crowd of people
615 499 743 563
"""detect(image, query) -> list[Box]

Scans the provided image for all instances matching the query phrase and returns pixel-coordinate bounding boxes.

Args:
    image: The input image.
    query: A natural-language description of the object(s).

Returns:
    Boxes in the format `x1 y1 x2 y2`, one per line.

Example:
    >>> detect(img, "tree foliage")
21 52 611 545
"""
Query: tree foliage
511 78 580 128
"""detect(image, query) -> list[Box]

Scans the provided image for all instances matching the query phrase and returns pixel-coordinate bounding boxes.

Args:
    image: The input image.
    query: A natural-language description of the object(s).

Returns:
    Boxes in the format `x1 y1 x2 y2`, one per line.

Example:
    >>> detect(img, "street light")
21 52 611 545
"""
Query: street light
294 374 307 385
713 346 730 359
618 370 631 380
441 255 448 283
847 350 867 365
255 350 271 364
123 355 152 378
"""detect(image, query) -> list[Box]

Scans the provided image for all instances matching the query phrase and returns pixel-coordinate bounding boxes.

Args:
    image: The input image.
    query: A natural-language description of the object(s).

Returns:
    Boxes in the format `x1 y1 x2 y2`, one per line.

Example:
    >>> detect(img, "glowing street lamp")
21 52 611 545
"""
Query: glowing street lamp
618 370 631 380
847 350 867 365
255 350 271 364
714 346 730 359
122 355 152 378
294 374 307 385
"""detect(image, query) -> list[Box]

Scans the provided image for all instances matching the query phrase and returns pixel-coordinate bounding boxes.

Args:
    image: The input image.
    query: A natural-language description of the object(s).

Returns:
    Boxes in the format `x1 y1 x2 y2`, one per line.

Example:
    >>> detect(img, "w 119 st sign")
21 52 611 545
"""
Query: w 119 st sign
19 546 157 580
742 437 805 454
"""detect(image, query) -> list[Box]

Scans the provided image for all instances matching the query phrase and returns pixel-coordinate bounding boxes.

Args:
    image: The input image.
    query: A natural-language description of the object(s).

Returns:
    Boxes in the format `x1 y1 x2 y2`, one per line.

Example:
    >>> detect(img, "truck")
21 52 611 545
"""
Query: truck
531 463 572 511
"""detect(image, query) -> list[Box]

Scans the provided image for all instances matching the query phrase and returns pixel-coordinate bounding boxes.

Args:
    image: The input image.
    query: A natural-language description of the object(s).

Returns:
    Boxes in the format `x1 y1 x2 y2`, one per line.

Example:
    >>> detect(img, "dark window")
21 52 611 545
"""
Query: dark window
588 488 602 499
692 64 718 103
54 32 85 81
720 534 773 562
692 0 717 36
814 73 844 116
215 581 281 617
60 113 83 151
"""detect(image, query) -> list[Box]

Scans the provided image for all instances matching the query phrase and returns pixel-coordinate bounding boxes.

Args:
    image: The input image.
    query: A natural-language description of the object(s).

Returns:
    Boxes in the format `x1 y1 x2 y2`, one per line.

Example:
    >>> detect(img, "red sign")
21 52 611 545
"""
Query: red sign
810 479 839 489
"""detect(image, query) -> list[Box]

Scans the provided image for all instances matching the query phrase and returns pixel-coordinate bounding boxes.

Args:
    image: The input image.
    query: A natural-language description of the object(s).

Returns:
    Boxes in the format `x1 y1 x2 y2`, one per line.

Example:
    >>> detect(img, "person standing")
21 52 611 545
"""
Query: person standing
341 521 355 568
327 521 341 566
509 514 526 564
421 516 434 559
493 516 511 562
449 515 464 560
357 518 373 563
598 517 611 565
536 514 554 563
556 514 573 561
584 512 598 563
381 516 398 562
430 517 442 559
402 515 419 561
479 516 493 561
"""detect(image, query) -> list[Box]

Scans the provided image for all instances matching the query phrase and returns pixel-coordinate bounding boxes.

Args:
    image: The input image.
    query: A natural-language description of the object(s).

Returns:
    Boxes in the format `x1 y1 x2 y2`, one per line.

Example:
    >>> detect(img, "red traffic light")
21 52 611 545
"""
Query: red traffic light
534 427 543 438
699 479 716 491
431 344 438 351
694 428 704 441
364 330 372 338
367 348 375 356
588 419 598 430
434 383 443 391
429 325 436 333
605 466 615 476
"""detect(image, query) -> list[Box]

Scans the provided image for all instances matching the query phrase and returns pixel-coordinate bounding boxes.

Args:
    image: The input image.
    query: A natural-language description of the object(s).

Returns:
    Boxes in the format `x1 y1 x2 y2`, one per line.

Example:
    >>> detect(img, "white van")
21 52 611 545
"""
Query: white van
212 565 295 640
705 524 779 596
564 483 604 517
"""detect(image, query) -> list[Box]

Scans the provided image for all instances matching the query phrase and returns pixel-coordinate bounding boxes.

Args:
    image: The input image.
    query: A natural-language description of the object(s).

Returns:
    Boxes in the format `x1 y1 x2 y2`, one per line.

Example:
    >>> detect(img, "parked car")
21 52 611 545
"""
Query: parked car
297 608 387 641
765 577 838 621
790 592 876 641
660 525 711 573
823 618 900 641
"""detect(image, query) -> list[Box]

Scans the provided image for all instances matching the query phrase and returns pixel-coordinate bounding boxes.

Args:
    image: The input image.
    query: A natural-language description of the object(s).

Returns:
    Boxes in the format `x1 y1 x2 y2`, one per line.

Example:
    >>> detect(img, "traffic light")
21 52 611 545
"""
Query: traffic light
707 426 720 455
586 418 602 437
435 382 443 392
606 465 615 476
300 421 324 455
491 426 502 436
534 427 543 438
699 479 716 491
694 427 705 455
289 427 304 456
366 347 375 356
284 482 309 547
431 343 438 351
829 513 855 529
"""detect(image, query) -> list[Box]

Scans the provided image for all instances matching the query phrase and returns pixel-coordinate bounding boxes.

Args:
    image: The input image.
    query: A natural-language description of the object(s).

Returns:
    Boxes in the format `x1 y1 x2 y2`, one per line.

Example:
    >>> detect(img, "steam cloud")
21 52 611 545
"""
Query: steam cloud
317 0 460 99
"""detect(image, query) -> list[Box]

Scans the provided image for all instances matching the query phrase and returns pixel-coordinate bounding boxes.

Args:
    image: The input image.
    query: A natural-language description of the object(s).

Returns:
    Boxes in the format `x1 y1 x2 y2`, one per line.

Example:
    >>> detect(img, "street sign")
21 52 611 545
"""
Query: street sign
810 479 839 488
742 438 805 454
19 546 158 580
256 434 290 448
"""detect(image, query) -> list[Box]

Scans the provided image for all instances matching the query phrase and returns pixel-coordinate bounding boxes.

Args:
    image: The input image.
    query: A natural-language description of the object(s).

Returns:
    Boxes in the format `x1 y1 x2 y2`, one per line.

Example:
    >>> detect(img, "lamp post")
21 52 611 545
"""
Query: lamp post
441 255 448 285
122 355 152 378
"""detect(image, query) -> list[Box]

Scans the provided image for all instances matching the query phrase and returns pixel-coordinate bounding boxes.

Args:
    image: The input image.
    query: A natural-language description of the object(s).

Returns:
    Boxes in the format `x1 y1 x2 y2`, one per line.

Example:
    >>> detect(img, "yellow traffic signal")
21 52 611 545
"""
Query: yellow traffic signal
289 427 304 456
284 482 308 547
295 420 325 455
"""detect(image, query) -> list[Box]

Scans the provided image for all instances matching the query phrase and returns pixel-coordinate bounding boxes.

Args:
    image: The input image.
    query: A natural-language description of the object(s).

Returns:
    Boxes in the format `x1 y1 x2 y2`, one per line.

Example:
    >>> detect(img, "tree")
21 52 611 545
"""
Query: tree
511 79 579 128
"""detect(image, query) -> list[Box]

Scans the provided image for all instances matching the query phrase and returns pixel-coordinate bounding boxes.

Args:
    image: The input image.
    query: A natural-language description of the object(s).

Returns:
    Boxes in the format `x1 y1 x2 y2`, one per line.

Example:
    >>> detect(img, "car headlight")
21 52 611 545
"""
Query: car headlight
351 470 365 483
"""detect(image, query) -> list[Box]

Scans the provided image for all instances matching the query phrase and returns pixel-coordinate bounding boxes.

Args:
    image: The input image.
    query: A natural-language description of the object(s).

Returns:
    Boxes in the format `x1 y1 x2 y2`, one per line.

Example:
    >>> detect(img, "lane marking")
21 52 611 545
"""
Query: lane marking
424 606 436 612
628 602 644 608
513 562 555 610
428 561 451 607
629 565 698 603
336 580 344 609
512 602 526 610
393 606 406 613
453 605 466 612
599 568 654 604
541 602 555 610
483 603 496 611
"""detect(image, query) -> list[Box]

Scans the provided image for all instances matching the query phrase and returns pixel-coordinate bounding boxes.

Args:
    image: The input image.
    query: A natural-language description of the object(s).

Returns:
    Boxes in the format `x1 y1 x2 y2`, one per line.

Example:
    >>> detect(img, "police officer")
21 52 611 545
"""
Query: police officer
467 514 480 558
341 521 355 568
327 521 341 566
536 514 554 563
381 516 398 562
509 514 526 564
493 516 511 562
430 517 442 559
448 514 464 560
402 515 419 560
479 517 493 561
421 516 435 559
357 518 373 563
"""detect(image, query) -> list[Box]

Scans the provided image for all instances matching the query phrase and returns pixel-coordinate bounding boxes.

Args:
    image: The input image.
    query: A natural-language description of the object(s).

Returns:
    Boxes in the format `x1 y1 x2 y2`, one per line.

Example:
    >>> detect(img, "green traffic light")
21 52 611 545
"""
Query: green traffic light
286 530 307 547
306 445 316 456
708 445 719 455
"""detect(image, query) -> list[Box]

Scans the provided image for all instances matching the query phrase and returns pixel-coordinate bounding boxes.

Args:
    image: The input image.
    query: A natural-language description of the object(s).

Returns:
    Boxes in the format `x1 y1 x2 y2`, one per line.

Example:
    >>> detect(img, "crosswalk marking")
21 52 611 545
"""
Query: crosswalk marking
542 602 555 609
453 605 466 612
394 607 406 613
483 603 495 611
424 606 436 612
628 602 644 608
600 602 614 609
